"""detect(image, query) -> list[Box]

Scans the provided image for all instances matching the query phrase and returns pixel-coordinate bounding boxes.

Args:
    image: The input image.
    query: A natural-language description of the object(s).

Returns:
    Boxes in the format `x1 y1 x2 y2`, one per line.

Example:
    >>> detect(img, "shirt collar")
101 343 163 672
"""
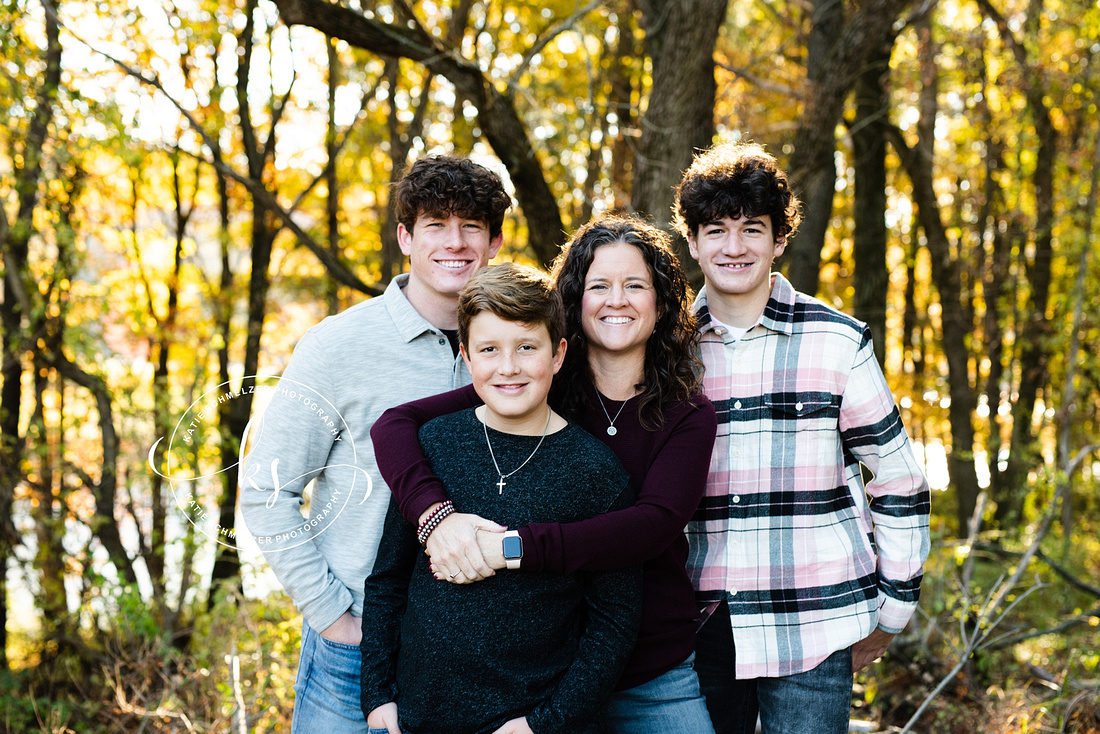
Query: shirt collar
383 273 446 343
693 273 797 337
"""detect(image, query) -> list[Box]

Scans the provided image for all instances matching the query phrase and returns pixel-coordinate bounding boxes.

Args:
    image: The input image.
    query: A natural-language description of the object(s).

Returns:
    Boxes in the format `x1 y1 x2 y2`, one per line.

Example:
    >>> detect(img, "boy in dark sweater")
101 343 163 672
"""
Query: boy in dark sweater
360 263 642 734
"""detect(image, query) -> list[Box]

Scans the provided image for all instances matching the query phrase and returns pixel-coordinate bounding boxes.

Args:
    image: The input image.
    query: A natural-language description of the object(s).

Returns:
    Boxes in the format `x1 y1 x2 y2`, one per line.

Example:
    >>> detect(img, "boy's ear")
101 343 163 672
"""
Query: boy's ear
773 234 787 257
552 338 567 373
459 343 472 371
397 222 413 256
687 233 700 260
488 232 504 259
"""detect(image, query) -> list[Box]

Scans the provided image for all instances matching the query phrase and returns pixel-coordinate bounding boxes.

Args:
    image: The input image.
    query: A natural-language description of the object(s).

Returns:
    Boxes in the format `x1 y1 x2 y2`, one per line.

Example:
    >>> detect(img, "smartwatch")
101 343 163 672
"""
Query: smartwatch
502 530 523 570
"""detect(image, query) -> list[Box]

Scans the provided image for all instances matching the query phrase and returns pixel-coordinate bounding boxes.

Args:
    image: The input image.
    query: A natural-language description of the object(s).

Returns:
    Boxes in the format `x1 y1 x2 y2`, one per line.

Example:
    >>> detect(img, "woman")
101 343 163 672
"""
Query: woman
371 214 718 733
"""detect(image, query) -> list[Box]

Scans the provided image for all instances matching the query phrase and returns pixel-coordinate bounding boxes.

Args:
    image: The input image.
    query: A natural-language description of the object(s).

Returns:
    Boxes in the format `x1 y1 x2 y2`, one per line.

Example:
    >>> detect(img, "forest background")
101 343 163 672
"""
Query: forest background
1 0 1098 731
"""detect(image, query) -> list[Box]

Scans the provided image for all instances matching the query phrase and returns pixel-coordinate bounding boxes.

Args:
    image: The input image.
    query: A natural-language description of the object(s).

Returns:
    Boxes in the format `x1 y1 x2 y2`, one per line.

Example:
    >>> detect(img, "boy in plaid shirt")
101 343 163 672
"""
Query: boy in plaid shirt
675 142 930 734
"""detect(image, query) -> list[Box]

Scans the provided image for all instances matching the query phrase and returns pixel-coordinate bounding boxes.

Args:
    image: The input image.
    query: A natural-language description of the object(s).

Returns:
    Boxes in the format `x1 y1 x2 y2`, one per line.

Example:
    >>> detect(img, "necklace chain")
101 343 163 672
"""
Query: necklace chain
483 407 553 494
595 389 634 436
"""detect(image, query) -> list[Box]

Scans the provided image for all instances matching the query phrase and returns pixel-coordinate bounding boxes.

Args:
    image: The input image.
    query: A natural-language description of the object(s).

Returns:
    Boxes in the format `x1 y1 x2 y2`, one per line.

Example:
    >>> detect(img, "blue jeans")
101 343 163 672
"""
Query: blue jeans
592 653 716 733
695 602 852 734
292 621 370 733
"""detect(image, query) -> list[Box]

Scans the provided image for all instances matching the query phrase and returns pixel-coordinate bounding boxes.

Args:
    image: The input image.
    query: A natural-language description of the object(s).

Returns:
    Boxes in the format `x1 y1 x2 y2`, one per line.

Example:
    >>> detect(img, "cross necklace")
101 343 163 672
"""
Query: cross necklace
483 407 553 494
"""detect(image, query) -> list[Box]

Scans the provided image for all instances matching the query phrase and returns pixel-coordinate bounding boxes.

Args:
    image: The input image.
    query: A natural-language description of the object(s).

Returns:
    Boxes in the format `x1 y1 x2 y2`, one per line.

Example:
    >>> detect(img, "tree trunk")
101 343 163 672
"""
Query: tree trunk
32 369 68 639
133 152 189 606
212 134 236 596
0 567 6 670
54 356 136 584
630 0 729 284
381 59 435 284
0 0 63 667
210 0 269 595
0 262 23 666
850 36 894 364
326 38 341 313
784 0 912 296
1055 112 1100 537
975 45 1011 505
607 2 637 212
982 215 1013 499
978 0 1058 527
784 0 844 296
380 61 405 284
901 15 981 534
901 220 929 469
887 121 982 535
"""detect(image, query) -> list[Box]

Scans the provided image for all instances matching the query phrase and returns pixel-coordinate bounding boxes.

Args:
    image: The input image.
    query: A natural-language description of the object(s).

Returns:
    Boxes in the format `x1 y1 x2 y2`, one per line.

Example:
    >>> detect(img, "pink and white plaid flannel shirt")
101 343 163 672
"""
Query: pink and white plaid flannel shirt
687 274 931 679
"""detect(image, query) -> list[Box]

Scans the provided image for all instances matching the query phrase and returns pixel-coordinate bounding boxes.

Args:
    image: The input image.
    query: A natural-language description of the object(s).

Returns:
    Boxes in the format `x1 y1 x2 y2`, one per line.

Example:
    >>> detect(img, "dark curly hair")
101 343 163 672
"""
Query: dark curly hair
672 142 801 243
393 155 512 239
550 214 702 429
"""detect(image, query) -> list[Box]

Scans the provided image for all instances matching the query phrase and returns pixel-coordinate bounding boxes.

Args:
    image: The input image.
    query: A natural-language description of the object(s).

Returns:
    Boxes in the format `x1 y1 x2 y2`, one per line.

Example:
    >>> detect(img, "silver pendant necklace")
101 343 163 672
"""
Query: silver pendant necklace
483 407 553 494
595 390 633 436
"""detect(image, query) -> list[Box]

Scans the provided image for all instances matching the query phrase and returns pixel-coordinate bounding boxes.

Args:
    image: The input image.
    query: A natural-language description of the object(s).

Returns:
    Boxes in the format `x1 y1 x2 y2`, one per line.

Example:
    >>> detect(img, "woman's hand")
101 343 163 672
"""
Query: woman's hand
475 524 507 570
424 508 506 583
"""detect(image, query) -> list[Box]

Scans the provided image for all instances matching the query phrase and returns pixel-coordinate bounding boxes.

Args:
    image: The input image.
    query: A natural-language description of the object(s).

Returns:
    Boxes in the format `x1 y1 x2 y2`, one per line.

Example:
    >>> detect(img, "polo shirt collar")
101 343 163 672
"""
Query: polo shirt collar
693 273 797 337
383 274 447 343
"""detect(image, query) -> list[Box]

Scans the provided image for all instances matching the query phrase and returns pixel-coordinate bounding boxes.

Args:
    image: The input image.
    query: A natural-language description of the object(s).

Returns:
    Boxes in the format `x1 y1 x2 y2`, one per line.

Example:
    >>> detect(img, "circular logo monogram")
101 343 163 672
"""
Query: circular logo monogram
149 374 372 550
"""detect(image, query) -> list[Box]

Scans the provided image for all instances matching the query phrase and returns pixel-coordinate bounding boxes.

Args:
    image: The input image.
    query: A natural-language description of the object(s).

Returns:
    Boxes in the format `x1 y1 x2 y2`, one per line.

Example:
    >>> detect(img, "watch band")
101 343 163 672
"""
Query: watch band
502 530 522 570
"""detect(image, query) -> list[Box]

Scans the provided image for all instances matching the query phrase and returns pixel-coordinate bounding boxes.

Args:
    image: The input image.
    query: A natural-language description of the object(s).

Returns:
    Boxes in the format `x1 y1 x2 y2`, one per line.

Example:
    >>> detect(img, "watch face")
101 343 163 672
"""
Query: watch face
502 535 523 560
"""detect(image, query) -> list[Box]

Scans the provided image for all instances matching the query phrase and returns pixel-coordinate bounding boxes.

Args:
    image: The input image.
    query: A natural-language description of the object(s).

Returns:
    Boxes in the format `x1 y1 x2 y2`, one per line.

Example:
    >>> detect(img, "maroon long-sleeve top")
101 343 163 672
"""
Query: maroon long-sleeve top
370 382 717 690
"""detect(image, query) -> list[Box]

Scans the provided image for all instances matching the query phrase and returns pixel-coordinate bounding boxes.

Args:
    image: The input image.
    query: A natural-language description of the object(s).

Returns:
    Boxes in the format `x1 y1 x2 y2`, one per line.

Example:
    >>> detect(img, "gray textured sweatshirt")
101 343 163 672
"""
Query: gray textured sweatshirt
239 275 470 633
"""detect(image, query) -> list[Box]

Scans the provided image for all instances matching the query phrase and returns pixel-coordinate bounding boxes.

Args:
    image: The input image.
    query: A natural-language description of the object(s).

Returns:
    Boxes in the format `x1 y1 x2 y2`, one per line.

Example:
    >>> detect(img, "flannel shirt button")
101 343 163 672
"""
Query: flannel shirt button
733 448 741 457
796 401 804 411
732 495 740 503
730 588 738 596
734 400 742 409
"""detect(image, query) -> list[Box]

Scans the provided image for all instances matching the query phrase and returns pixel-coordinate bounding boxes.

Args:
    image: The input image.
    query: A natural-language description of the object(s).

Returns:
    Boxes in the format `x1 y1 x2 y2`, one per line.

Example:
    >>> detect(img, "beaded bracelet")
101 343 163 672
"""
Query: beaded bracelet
421 500 454 529
416 500 455 545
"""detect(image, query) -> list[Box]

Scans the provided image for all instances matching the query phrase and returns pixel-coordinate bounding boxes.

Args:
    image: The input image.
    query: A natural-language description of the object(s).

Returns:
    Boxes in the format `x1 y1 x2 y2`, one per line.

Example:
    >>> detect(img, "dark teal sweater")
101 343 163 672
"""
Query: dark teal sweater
360 408 642 734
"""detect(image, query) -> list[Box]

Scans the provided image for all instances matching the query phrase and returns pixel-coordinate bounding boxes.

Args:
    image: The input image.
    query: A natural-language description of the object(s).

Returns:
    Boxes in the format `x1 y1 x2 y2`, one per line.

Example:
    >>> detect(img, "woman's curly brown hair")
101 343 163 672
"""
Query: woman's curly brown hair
550 214 702 429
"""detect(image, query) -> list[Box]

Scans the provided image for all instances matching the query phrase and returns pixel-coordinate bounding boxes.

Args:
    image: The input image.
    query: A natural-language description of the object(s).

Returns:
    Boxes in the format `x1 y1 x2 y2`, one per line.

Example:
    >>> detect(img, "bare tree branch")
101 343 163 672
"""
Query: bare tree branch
288 71 381 215
985 602 1100 651
52 355 137 586
507 0 606 89
973 541 1100 598
270 0 566 266
46 1 382 295
716 60 803 98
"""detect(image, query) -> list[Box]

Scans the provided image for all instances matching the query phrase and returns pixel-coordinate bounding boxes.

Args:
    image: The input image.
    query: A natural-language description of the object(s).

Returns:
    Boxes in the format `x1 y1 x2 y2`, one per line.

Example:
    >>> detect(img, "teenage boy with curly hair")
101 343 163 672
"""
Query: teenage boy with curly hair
674 142 931 734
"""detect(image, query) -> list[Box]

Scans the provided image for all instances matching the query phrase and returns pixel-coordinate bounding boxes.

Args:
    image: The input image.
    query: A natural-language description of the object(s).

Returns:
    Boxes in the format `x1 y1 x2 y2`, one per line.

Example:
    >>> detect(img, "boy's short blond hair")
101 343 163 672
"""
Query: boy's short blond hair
458 263 565 352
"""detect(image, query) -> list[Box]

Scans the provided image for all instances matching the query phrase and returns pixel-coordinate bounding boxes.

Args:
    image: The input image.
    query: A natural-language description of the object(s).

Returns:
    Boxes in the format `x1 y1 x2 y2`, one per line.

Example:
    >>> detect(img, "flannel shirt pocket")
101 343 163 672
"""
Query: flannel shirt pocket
764 392 840 465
